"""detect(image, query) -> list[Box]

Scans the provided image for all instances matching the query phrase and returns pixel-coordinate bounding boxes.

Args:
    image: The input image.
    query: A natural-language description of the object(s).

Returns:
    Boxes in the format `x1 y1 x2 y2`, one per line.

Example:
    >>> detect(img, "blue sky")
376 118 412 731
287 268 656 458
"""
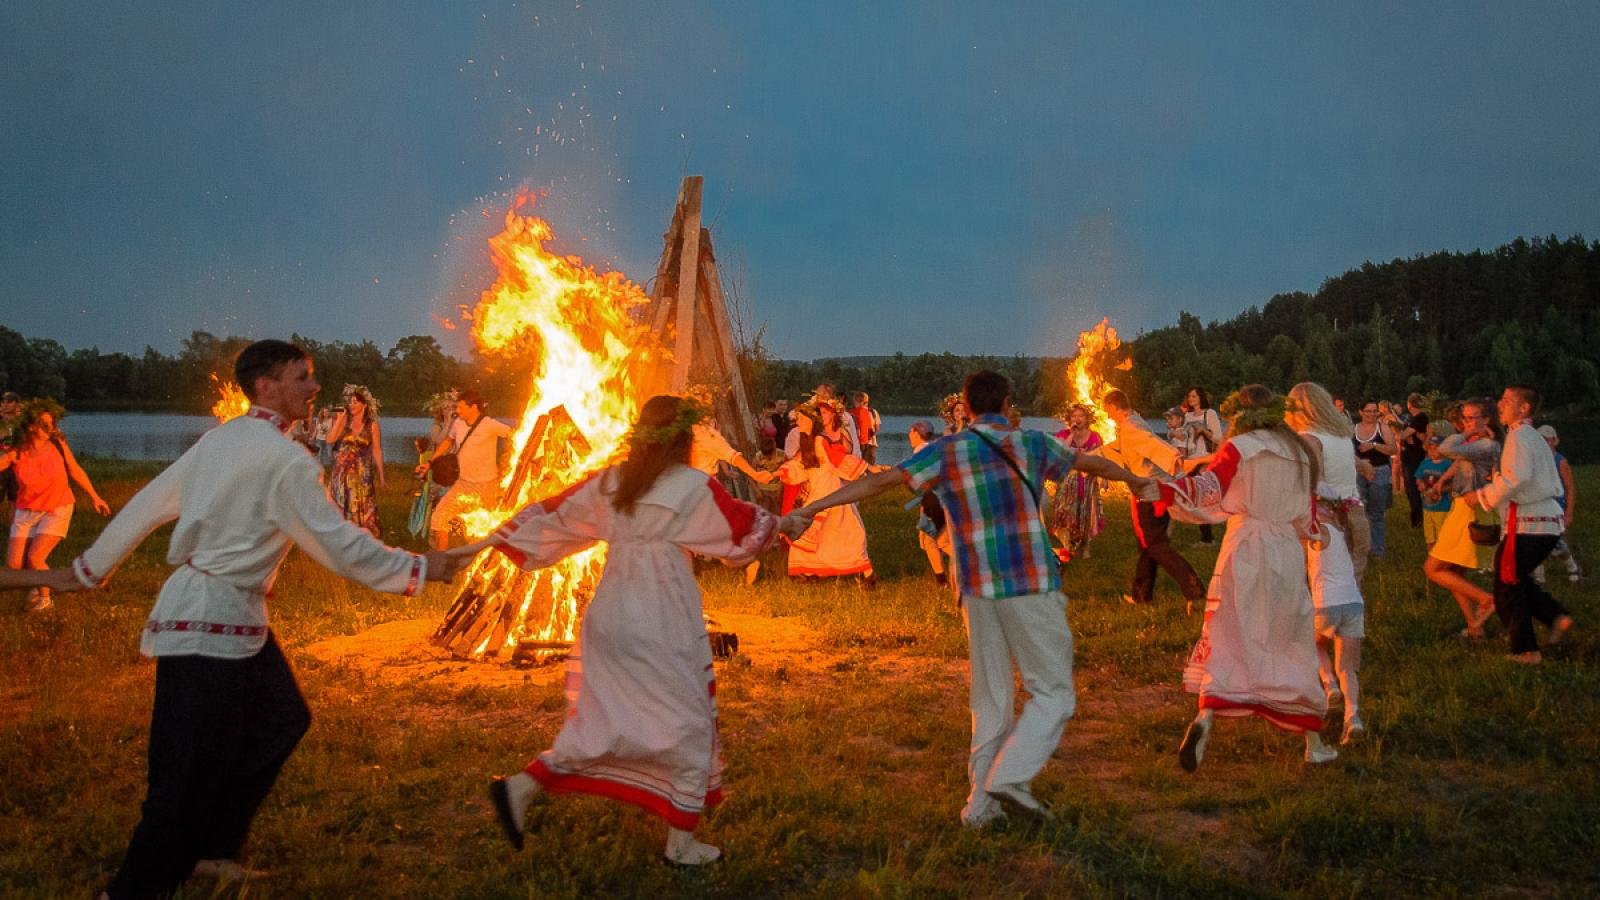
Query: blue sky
3 1 1598 361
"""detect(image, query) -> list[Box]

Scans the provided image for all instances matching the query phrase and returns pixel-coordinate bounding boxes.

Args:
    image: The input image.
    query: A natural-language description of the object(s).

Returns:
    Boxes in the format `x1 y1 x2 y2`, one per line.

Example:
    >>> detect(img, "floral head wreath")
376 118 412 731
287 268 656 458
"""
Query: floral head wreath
938 393 966 425
1218 391 1298 434
424 390 457 418
627 398 706 448
342 384 379 413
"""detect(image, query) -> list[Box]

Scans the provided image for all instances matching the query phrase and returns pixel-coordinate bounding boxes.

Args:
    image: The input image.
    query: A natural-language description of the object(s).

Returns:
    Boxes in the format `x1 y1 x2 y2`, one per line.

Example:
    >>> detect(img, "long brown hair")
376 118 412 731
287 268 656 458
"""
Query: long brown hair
612 395 697 514
1232 384 1320 491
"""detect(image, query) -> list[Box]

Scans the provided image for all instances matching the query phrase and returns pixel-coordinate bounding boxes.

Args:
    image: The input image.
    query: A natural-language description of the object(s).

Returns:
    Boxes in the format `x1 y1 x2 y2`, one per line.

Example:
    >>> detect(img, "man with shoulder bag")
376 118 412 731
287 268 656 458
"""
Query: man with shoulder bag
425 389 513 549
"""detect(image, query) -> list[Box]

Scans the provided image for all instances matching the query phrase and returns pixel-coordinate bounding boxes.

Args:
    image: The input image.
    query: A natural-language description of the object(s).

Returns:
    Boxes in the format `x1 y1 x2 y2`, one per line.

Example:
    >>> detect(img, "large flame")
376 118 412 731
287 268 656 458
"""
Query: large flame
1065 318 1130 443
210 375 250 422
455 191 652 656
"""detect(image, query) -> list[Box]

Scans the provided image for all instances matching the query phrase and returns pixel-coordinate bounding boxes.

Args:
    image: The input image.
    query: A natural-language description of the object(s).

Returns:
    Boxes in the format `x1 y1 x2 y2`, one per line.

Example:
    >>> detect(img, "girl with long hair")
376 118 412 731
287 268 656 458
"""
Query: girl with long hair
1182 386 1226 543
325 385 385 536
466 395 783 866
1424 398 1502 637
1157 385 1338 770
1287 382 1367 744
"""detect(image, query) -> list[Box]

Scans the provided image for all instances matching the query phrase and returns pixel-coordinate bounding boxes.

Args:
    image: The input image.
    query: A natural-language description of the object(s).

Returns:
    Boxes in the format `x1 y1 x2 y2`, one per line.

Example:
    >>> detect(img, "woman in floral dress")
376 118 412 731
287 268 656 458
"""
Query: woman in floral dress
327 385 385 537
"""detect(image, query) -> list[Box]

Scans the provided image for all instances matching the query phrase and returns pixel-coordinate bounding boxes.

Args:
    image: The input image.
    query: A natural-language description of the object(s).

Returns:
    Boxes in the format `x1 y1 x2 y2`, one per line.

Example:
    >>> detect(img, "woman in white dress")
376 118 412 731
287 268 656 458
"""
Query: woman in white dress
1158 385 1338 771
1287 382 1367 745
465 396 784 866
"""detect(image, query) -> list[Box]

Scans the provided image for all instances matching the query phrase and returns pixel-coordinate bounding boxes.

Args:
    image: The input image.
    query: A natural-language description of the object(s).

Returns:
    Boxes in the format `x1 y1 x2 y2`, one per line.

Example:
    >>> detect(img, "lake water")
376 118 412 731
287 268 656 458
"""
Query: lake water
59 412 1082 467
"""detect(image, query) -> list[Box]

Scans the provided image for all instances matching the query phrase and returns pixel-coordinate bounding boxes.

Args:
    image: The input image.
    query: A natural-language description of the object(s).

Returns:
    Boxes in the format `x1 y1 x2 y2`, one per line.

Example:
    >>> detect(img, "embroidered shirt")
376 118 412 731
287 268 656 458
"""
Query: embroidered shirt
1476 422 1565 536
898 413 1076 600
73 405 425 659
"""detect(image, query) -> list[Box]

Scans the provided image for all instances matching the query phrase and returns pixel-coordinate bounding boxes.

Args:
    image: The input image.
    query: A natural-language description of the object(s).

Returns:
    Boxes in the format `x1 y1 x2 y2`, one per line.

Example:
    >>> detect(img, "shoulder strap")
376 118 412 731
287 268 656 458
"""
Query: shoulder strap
969 428 1041 507
450 417 484 456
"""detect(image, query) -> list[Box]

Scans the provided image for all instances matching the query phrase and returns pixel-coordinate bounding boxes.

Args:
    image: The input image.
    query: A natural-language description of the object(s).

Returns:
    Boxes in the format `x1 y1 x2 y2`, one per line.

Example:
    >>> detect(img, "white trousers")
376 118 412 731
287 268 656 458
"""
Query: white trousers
961 589 1076 824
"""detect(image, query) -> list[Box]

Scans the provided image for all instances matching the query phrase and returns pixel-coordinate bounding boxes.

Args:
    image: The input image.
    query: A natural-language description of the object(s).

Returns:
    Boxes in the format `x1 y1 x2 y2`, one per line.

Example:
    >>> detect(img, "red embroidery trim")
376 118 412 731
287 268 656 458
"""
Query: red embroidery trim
145 620 267 637
705 477 757 544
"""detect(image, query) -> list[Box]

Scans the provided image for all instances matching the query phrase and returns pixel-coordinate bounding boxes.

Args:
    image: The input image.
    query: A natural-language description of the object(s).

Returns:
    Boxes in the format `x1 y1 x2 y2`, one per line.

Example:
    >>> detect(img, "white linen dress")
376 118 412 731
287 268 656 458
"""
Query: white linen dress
1161 430 1328 733
489 463 777 829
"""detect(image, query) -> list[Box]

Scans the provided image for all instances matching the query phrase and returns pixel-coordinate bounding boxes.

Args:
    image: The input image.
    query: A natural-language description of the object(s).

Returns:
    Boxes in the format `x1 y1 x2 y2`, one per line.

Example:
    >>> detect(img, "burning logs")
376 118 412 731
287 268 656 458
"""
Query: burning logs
431 405 604 661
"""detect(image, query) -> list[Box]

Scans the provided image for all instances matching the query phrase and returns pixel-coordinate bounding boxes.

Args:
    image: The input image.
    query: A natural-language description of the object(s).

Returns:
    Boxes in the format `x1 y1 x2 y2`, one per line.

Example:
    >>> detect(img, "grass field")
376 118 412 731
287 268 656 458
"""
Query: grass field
1 460 1596 897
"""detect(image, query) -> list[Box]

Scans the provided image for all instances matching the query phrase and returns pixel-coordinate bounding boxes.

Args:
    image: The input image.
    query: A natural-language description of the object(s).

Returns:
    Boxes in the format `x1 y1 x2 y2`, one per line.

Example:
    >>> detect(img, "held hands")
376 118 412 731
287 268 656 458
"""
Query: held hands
46 568 92 594
424 544 488 582
1129 476 1162 503
778 511 815 540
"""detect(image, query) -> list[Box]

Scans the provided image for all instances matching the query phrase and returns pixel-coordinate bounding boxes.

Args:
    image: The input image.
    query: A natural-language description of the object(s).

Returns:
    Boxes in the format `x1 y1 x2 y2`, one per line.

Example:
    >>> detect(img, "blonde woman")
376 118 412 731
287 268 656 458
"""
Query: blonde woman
1287 383 1367 744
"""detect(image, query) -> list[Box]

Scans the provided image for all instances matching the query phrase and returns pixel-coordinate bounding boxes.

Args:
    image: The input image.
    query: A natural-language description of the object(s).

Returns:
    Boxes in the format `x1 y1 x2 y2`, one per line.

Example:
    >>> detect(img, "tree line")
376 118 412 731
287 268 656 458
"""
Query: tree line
0 328 522 417
3 233 1596 419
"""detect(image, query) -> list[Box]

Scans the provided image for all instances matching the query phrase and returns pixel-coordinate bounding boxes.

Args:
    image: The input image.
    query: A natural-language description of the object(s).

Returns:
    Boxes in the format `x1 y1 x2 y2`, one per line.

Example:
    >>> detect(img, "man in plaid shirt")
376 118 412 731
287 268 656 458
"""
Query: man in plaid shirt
791 371 1153 827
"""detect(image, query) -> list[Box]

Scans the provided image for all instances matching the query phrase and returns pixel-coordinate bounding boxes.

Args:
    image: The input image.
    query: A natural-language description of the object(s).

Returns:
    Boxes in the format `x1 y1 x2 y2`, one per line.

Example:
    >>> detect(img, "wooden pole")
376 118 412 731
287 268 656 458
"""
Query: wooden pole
669 176 704 391
698 231 759 453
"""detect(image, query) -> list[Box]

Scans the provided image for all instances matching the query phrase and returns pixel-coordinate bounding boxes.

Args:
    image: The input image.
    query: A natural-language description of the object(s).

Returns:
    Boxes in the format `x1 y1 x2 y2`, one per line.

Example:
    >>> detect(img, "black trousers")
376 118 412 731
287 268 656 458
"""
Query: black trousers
1492 534 1568 655
1401 464 1424 528
106 633 311 899
1130 501 1207 603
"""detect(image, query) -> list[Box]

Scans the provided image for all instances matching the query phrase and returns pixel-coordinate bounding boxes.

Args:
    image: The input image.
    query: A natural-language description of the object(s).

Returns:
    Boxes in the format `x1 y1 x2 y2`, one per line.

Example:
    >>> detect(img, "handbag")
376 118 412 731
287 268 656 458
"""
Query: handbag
429 418 482 488
1467 522 1502 547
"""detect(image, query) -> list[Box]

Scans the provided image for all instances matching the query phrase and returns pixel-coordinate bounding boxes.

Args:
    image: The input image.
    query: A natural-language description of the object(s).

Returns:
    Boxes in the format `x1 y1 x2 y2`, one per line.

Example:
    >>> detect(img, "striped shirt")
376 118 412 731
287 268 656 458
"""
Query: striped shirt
899 414 1076 599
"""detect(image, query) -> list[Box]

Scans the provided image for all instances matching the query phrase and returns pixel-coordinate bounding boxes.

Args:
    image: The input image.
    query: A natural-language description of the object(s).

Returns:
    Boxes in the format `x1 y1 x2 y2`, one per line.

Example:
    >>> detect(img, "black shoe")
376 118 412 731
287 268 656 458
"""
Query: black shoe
489 778 525 850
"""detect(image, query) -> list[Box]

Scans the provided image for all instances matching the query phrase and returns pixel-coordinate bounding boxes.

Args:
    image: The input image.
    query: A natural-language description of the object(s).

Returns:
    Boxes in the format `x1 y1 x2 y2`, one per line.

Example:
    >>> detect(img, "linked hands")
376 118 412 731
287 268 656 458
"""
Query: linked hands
424 541 493 582
778 511 814 540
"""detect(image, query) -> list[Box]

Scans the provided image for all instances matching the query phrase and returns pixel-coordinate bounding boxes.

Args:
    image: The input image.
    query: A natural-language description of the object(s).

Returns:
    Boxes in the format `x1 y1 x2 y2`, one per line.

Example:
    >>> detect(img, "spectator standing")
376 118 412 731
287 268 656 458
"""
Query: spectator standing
1413 432 1455 548
1393 394 1431 528
427 389 514 549
908 420 954 589
1469 386 1573 663
1181 386 1226 544
325 385 386 537
0 399 111 611
311 407 335 467
850 391 881 464
1352 401 1399 559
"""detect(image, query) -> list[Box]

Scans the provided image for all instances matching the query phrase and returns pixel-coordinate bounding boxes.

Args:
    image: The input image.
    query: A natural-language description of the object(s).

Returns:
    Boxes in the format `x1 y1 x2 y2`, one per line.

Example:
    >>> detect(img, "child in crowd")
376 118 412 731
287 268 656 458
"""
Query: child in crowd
1413 435 1454 548
1163 407 1187 453
907 420 953 590
751 435 786 515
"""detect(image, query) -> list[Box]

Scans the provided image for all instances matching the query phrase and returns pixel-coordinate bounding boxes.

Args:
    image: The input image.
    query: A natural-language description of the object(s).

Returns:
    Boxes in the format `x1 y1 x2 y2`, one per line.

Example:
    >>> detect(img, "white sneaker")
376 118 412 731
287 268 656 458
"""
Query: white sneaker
1340 718 1366 746
26 590 52 613
664 827 722 866
1305 744 1339 764
744 559 761 586
988 783 1053 823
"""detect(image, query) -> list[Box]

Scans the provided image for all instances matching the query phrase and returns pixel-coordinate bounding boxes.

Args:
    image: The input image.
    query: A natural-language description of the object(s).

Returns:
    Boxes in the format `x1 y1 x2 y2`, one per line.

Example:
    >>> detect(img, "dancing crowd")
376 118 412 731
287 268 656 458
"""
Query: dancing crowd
0 340 1583 895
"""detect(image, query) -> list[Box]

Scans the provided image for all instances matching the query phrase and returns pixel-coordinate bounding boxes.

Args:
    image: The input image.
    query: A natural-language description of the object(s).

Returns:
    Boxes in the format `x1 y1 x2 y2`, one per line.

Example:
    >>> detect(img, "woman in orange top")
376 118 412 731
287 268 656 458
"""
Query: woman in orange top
0 401 110 611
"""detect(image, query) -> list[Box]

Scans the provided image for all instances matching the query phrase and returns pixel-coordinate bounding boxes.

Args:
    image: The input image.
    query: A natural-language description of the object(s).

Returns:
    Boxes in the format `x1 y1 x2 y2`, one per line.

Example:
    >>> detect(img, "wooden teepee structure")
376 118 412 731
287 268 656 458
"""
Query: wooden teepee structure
640 175 760 454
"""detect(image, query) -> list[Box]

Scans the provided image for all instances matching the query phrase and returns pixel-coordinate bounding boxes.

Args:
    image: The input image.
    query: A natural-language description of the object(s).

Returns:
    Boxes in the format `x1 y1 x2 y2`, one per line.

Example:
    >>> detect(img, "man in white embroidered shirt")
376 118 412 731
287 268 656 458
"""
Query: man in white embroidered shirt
1467 384 1574 664
42 340 465 899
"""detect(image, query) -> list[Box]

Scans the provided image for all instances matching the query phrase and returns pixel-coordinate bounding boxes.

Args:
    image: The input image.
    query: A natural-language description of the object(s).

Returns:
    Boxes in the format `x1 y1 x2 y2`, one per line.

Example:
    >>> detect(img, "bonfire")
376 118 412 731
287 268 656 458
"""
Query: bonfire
1064 317 1132 442
210 375 250 422
432 192 656 662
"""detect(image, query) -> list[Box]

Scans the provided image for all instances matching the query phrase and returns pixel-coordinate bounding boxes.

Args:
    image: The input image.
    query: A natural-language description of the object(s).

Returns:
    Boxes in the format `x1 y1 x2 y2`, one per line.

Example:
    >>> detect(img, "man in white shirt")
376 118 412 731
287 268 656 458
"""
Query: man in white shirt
1101 390 1207 613
37 340 465 899
427 388 514 549
1468 384 1573 663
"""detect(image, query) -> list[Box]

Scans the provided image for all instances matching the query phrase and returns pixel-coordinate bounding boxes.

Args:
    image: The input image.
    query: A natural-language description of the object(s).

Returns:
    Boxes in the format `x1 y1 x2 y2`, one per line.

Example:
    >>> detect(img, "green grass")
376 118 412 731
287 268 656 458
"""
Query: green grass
1 461 1596 897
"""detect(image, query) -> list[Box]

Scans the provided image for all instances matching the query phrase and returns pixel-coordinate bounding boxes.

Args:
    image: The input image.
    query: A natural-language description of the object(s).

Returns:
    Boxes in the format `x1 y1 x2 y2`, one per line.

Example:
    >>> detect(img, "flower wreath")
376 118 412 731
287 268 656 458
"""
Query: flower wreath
938 392 966 427
342 384 380 413
424 390 457 418
627 399 706 448
1218 391 1299 434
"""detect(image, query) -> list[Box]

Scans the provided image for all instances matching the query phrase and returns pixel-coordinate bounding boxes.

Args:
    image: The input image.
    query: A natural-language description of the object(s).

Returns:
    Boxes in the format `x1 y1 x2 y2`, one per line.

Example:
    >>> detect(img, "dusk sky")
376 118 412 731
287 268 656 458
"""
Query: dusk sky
4 2 1598 362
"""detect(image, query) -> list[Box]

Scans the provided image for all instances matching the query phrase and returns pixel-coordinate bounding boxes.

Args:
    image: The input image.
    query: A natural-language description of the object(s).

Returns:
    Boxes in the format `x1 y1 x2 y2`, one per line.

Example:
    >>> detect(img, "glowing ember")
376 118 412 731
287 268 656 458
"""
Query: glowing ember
210 375 250 422
449 191 653 658
1065 317 1130 443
